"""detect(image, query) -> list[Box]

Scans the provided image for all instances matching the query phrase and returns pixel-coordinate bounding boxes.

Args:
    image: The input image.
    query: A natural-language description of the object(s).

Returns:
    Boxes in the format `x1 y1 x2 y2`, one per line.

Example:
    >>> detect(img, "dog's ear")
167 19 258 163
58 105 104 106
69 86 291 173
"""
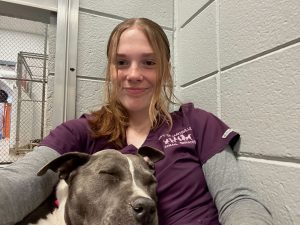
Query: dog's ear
138 146 165 163
37 152 91 180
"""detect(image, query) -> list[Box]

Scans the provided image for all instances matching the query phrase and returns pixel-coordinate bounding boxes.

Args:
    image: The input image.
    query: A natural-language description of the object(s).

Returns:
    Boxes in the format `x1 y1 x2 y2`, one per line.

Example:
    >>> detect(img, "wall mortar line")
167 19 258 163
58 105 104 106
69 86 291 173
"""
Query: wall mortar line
221 37 300 72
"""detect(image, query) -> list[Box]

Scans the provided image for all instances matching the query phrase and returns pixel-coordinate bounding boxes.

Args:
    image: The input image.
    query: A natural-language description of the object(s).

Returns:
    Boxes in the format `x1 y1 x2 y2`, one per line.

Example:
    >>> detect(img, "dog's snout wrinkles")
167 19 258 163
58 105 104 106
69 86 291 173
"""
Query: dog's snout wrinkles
131 197 156 223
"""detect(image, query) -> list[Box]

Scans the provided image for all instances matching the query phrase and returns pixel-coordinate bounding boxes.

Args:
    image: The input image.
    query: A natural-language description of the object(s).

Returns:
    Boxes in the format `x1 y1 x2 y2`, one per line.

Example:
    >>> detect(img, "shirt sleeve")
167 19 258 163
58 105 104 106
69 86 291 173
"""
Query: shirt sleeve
183 104 240 164
203 146 273 225
40 116 90 154
0 146 59 225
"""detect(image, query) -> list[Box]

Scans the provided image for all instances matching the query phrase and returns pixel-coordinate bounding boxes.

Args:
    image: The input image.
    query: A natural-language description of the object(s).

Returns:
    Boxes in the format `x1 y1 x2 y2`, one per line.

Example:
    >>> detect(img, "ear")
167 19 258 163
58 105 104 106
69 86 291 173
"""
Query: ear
138 146 165 163
37 152 91 181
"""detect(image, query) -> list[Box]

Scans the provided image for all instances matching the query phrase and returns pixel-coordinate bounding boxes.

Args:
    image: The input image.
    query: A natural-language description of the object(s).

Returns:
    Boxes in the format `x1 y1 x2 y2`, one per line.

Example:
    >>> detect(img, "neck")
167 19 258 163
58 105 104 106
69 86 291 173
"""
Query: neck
128 110 152 133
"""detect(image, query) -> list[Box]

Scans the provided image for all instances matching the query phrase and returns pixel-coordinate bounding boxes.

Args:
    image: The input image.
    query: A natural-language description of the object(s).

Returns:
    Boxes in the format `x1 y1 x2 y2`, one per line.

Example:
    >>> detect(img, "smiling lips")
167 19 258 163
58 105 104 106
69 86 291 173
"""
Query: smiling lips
124 87 148 96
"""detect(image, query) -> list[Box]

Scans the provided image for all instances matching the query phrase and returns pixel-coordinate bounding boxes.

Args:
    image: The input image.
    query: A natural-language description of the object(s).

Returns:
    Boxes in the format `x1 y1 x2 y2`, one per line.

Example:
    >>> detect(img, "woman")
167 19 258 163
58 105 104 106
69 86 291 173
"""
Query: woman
0 18 273 225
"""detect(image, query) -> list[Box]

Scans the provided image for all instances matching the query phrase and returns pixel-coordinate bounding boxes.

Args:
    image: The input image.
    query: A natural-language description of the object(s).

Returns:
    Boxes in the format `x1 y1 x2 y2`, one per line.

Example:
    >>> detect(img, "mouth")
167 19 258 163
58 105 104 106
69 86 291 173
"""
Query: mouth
123 87 148 95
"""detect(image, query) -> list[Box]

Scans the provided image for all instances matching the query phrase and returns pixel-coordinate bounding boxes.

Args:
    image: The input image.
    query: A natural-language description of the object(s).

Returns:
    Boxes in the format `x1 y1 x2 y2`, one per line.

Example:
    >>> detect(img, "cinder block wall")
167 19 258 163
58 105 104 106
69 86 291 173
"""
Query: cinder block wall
175 0 300 224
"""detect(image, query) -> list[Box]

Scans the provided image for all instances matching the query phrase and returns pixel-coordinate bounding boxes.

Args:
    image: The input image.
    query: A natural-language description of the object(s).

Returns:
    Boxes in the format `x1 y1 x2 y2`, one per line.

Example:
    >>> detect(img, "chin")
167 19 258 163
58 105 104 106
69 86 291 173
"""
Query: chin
121 100 151 113
124 103 150 114
126 106 149 113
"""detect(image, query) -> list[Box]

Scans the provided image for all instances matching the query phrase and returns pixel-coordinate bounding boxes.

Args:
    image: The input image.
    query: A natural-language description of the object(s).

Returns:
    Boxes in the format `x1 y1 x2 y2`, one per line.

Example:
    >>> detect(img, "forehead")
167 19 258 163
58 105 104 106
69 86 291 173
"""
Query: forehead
92 150 127 165
91 150 150 173
117 27 153 54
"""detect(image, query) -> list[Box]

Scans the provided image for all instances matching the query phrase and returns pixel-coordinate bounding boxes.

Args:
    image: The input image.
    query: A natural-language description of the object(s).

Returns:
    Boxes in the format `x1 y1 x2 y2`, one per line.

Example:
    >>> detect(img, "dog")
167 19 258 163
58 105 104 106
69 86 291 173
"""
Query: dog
21 147 164 225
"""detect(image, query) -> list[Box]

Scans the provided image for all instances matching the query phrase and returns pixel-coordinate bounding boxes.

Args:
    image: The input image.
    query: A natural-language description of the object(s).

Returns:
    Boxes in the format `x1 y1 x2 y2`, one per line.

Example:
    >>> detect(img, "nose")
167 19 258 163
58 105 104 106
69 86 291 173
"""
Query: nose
127 64 142 81
131 197 156 223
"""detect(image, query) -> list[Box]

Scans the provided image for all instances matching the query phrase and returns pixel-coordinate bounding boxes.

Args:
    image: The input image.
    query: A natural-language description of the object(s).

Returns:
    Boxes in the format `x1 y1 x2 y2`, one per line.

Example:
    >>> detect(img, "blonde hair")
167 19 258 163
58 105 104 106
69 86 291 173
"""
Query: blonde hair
88 18 176 148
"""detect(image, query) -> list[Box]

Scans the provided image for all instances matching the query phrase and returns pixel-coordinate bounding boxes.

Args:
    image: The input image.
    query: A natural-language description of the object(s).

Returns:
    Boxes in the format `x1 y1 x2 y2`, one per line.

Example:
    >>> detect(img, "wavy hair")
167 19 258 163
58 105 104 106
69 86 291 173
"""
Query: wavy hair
88 18 176 148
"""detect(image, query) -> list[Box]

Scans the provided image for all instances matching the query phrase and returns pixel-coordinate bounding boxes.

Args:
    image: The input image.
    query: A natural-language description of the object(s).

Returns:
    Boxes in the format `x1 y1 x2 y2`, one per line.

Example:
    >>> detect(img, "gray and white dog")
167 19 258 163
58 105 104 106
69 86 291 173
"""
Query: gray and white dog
26 147 164 225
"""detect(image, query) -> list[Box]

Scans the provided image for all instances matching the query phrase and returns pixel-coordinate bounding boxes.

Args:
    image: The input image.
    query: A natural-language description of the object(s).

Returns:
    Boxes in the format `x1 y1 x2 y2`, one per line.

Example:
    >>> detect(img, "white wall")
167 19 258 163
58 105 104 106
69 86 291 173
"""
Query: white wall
175 0 300 224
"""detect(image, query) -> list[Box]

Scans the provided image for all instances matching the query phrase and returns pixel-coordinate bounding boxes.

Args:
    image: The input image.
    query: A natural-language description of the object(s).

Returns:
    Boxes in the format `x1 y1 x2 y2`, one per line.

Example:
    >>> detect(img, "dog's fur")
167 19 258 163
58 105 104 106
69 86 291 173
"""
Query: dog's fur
28 180 68 225
22 148 164 225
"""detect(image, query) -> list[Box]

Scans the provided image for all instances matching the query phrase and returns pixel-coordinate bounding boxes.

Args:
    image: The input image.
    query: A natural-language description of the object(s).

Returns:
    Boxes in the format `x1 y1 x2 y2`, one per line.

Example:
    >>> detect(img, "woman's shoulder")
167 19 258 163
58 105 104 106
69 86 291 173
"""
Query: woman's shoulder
50 113 92 136
171 102 231 133
40 114 93 153
62 113 90 127
172 102 212 120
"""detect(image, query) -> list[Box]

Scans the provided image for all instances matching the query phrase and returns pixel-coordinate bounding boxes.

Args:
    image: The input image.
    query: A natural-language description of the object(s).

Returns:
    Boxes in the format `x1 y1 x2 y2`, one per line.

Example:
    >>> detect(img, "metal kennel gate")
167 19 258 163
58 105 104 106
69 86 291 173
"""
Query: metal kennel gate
0 14 49 163
0 52 48 163
14 51 48 153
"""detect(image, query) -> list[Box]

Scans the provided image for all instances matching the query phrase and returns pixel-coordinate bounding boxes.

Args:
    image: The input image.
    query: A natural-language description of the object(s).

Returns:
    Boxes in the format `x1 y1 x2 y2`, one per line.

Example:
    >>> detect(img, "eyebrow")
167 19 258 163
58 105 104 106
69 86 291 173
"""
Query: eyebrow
116 53 155 58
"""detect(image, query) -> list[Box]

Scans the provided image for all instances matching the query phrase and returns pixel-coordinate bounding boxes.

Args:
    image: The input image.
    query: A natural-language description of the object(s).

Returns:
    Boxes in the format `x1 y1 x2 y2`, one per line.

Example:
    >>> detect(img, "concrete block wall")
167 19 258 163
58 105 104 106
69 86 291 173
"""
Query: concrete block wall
76 0 174 116
175 0 300 224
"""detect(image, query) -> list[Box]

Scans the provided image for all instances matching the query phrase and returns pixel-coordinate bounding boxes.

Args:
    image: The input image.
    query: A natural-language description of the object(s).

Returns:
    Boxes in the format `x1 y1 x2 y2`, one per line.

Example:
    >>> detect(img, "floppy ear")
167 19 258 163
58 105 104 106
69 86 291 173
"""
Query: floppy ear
37 152 91 181
138 146 165 163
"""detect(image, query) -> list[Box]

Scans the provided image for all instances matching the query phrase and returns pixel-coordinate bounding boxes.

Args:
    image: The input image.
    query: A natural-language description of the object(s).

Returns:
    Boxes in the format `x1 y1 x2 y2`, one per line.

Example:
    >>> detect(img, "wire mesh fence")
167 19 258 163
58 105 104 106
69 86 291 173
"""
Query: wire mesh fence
0 15 48 163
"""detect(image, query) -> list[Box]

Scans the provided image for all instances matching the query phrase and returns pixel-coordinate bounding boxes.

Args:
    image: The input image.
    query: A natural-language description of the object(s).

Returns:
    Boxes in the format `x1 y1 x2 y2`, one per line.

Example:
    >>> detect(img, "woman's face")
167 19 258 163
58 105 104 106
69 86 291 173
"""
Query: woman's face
113 27 157 115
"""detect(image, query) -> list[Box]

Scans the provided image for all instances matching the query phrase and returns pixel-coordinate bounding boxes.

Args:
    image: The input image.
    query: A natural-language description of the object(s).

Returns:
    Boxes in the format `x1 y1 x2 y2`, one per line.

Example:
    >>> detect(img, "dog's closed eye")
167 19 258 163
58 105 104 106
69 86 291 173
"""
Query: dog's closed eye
99 170 120 182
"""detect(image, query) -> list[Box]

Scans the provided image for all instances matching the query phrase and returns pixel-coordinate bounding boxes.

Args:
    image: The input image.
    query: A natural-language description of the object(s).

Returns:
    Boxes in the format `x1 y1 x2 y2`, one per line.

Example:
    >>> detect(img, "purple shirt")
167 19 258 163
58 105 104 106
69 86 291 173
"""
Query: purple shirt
41 103 239 225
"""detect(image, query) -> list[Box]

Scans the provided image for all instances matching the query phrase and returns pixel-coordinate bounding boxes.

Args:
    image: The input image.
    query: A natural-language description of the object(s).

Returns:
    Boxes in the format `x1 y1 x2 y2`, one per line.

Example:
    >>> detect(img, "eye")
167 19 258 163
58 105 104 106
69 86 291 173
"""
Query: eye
99 170 120 182
142 59 156 68
116 59 129 68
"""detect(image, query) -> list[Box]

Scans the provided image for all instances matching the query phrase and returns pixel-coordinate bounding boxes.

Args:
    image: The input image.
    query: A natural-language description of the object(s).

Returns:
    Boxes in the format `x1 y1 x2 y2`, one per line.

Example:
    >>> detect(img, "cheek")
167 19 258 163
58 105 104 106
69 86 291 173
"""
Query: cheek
111 69 127 82
153 75 158 84
109 64 122 80
116 70 126 80
110 72 124 89
149 72 158 86
110 69 118 80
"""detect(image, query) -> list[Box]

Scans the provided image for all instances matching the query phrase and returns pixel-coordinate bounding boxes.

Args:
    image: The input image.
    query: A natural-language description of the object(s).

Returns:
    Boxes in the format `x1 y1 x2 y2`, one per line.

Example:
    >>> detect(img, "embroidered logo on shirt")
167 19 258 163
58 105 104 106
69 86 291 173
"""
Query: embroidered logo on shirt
222 128 233 138
159 127 196 149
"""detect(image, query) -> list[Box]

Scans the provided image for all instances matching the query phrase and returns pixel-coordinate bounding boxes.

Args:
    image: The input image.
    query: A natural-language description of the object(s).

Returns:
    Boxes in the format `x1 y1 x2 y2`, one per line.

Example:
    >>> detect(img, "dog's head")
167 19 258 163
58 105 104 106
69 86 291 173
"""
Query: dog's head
38 147 164 225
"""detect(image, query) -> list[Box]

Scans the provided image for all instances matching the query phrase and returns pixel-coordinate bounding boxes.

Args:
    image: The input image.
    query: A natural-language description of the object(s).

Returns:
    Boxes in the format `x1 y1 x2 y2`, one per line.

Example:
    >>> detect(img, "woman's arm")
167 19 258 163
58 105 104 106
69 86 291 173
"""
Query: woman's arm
0 146 60 225
203 146 273 225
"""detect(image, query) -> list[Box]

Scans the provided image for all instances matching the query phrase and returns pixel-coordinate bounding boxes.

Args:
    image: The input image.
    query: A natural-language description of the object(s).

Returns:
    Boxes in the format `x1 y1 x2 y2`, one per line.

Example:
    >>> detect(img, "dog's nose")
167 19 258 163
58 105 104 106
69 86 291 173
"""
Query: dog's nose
131 197 156 223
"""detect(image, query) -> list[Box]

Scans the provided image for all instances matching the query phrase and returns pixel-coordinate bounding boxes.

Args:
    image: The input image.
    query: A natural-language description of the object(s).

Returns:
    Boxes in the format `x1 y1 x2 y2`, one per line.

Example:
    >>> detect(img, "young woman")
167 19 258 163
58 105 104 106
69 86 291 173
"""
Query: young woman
0 18 273 225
